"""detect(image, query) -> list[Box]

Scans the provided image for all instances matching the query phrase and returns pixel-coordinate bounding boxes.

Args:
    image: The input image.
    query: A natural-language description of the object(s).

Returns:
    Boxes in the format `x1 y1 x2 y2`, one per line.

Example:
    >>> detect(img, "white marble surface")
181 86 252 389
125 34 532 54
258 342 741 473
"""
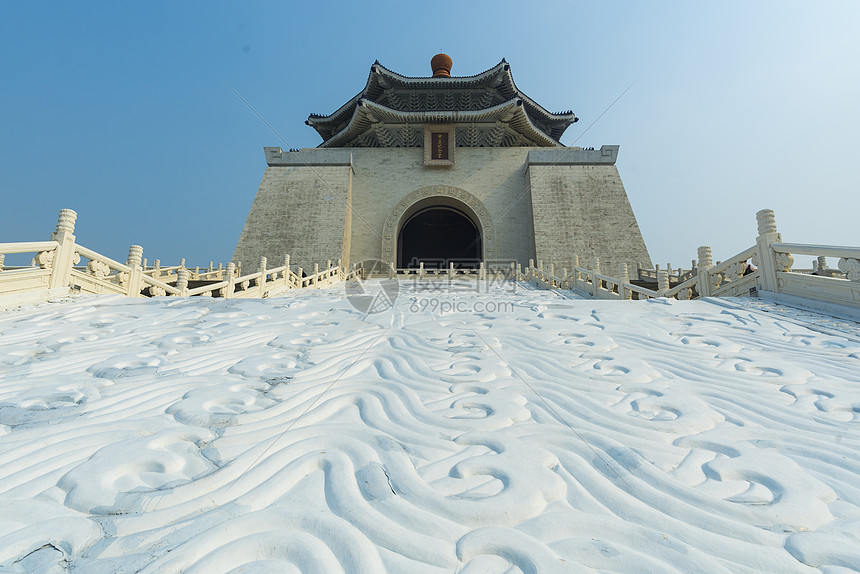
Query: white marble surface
1 281 859 572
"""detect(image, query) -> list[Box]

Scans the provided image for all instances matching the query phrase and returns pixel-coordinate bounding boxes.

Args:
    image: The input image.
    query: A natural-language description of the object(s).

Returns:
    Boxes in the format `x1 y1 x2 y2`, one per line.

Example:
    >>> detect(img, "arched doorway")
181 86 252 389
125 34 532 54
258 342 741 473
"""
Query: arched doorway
397 206 482 269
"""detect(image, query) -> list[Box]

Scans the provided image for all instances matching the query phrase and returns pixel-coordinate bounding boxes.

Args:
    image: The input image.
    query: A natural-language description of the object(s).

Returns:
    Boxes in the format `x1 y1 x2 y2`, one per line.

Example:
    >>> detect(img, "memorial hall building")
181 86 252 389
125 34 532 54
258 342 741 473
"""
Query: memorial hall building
233 54 652 274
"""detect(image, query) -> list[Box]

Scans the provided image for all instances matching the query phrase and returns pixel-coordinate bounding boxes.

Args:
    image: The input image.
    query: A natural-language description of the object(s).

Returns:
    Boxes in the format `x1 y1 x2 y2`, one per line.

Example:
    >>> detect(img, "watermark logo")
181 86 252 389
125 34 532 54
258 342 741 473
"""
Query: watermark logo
344 259 399 314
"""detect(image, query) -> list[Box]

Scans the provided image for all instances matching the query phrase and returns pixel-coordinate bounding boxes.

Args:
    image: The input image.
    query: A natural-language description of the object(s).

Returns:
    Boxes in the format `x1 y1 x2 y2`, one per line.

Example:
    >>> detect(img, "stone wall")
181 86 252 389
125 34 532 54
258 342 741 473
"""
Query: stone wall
232 160 352 272
233 145 651 273
527 147 652 274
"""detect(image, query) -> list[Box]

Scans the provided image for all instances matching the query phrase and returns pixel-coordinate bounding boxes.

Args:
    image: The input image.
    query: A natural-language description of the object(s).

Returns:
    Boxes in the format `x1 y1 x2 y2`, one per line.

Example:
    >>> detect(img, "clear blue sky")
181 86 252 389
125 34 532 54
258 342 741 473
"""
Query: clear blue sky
2 1 858 269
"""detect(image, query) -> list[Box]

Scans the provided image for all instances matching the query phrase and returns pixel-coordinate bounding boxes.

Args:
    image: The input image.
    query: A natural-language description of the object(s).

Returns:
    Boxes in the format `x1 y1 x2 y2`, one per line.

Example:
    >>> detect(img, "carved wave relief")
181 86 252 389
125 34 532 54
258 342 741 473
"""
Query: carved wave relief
0 281 858 572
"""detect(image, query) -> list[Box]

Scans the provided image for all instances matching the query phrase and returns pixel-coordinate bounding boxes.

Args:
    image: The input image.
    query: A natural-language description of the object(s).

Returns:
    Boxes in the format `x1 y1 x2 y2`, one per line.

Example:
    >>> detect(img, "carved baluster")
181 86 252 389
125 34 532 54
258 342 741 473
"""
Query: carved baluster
838 257 860 281
125 245 144 296
528 259 534 281
297 267 304 287
86 259 110 279
657 269 670 297
284 254 291 287
175 268 190 297
218 262 234 298
314 263 320 286
697 246 713 297
619 263 630 300
259 256 267 295
35 249 54 269
153 259 161 279
756 209 789 292
47 208 78 289
816 256 827 275
591 257 600 296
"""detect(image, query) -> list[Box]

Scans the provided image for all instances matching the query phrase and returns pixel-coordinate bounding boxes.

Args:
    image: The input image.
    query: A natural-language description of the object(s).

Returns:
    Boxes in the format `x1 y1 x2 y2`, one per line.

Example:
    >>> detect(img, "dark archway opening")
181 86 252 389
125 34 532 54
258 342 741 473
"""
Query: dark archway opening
397 206 482 269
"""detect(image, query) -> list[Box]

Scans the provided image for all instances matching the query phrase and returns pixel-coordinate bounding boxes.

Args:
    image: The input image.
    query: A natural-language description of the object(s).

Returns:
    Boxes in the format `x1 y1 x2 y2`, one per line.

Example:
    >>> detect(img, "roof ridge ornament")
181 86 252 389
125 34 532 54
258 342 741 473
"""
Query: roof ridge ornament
431 53 452 78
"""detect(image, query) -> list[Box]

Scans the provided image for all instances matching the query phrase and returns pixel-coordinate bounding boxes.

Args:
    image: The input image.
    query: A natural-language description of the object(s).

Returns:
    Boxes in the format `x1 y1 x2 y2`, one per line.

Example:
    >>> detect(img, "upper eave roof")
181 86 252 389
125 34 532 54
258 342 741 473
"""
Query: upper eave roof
318 98 563 148
307 59 577 144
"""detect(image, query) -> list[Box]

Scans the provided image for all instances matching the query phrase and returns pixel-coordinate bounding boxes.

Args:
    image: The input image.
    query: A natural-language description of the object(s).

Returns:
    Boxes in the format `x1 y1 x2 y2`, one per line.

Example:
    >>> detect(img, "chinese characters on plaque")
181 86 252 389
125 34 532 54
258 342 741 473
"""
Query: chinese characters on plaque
424 125 454 166
432 132 448 160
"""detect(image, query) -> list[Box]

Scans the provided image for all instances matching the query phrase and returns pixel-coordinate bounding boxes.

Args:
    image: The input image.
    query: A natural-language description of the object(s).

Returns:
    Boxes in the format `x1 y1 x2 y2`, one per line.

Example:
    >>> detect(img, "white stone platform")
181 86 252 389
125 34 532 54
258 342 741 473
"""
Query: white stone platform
1 282 858 572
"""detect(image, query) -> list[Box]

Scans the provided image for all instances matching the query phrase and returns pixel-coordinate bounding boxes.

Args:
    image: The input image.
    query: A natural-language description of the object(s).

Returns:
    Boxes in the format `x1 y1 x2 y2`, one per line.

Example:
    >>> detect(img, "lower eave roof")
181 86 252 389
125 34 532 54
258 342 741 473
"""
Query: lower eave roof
318 98 564 148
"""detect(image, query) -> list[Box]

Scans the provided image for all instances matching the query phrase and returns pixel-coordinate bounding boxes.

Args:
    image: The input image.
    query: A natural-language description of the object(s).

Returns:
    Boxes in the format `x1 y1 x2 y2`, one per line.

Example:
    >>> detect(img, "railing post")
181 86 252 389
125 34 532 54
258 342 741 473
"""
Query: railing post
448 261 454 280
125 245 144 296
419 261 425 279
516 263 521 281
389 262 396 280
815 256 827 275
657 269 670 297
48 209 78 290
619 263 630 300
0 253 4 272
697 246 713 297
297 267 304 287
221 262 234 298
313 263 319 286
180 258 186 270
175 268 190 297
153 259 161 279
258 256 267 295
755 209 788 293
528 259 534 281
284 254 291 287
591 257 600 297
479 261 485 281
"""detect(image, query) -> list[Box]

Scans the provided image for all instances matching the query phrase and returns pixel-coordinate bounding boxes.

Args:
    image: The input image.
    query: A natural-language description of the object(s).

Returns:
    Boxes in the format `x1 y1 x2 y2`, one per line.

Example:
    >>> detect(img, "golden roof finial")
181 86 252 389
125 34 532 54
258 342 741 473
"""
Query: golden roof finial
431 53 452 78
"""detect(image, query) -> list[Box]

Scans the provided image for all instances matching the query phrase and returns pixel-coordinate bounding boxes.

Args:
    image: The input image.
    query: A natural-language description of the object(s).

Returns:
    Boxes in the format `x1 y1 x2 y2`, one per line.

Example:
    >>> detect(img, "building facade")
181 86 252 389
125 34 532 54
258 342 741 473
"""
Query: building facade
233 55 652 274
